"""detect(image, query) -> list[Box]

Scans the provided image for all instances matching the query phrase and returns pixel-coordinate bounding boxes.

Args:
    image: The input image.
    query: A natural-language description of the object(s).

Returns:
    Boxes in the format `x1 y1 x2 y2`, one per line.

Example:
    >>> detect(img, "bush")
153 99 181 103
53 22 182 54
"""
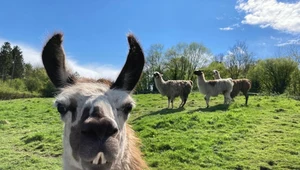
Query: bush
41 81 56 97
248 58 298 94
287 68 300 96
0 81 38 100
10 78 26 91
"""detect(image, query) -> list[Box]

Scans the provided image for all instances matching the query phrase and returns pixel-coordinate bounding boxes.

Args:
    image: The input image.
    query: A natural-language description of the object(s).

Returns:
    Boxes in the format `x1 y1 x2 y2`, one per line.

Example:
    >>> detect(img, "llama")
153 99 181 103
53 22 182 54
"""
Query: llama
42 33 148 170
153 71 193 109
194 70 234 108
213 70 251 105
213 70 221 79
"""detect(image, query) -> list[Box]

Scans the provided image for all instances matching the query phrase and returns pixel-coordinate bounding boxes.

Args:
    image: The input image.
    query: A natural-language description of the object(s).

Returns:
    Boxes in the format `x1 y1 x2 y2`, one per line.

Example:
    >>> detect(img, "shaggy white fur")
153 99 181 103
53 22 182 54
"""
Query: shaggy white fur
194 70 234 108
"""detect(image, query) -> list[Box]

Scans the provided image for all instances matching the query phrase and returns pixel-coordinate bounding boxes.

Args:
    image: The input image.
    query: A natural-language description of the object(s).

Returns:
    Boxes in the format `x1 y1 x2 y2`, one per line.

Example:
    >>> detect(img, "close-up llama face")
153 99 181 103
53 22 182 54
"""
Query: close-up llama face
42 33 146 170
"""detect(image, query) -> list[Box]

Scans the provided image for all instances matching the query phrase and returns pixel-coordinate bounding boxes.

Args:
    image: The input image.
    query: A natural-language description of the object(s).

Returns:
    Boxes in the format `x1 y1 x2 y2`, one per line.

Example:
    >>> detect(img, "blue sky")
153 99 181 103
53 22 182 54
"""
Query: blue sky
0 0 299 79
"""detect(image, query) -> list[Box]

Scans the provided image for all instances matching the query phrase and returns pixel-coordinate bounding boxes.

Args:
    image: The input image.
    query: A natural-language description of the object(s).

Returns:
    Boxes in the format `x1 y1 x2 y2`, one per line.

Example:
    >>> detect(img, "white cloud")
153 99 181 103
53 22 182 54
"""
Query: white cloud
232 23 240 27
220 27 234 31
0 38 121 80
270 36 282 41
236 0 300 34
270 35 300 46
276 38 300 46
216 16 224 20
219 23 240 31
67 60 120 80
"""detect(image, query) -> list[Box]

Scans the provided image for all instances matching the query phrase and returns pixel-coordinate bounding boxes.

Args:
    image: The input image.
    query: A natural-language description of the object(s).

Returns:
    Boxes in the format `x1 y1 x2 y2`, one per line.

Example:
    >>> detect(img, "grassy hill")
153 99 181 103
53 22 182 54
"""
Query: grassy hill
0 93 300 170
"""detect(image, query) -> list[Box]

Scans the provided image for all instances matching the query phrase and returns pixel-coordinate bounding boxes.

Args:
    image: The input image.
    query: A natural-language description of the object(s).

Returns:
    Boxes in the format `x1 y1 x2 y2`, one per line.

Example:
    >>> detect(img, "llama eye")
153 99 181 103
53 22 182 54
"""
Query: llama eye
122 104 133 114
57 103 68 115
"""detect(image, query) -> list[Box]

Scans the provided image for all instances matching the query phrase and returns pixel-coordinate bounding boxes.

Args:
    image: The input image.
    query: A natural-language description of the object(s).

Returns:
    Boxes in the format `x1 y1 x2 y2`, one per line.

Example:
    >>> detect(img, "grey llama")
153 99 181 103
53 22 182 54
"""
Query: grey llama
153 71 193 109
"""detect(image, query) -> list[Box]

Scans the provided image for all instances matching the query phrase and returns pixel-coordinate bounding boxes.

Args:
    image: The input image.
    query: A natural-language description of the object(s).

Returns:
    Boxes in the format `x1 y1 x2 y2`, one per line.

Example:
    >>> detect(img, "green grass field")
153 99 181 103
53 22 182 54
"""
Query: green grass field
0 93 300 170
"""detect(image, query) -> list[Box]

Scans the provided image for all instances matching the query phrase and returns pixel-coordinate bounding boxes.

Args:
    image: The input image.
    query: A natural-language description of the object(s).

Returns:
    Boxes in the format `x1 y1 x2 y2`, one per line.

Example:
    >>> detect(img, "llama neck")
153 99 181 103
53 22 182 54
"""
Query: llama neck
154 77 167 94
196 75 207 92
198 74 207 83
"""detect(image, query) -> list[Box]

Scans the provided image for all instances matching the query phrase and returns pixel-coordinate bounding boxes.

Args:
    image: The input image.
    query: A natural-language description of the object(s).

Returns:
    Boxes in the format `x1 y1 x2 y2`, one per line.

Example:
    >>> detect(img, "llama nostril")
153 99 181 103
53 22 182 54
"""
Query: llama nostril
106 126 118 137
81 129 97 137
81 121 98 138
81 118 118 139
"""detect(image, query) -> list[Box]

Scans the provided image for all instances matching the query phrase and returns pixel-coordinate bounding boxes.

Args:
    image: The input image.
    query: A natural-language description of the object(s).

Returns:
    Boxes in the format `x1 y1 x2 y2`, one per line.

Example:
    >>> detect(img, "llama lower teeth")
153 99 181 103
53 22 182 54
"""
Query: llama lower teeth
92 152 106 165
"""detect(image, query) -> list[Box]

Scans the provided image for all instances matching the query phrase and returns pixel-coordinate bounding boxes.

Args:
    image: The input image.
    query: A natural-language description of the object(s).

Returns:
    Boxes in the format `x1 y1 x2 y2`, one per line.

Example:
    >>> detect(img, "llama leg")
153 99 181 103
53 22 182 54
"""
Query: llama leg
181 94 188 107
205 95 210 108
179 96 184 108
171 98 174 109
168 97 170 109
179 101 183 108
244 92 249 105
181 98 187 107
224 92 231 104
178 97 183 108
224 93 227 104
230 94 235 102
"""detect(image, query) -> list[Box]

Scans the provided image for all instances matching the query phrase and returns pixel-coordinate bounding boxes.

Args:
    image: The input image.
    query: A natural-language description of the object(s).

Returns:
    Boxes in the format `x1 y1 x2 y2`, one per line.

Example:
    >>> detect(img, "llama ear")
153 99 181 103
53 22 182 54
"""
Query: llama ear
42 33 75 88
110 34 145 92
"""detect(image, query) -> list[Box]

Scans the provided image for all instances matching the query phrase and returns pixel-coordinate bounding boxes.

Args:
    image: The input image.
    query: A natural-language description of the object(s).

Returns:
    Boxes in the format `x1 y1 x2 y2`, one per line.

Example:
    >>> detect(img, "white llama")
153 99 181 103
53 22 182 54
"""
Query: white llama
42 33 148 170
194 70 234 108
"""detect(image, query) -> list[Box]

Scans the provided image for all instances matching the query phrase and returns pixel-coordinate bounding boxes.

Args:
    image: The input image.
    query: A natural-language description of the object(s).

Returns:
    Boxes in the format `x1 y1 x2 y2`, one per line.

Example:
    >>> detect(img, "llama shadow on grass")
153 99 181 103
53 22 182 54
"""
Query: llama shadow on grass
188 104 230 113
132 107 185 122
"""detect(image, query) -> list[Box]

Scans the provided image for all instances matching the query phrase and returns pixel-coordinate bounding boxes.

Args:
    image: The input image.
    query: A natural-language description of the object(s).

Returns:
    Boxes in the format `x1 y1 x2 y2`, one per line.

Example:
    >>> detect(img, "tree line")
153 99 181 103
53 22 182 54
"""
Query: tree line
136 41 300 96
0 42 55 98
1 40 300 99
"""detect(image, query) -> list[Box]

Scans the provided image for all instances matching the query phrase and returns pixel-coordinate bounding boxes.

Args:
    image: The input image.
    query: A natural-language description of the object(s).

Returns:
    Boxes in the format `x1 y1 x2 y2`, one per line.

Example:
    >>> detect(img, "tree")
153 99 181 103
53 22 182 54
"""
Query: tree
135 71 151 94
276 44 300 65
24 63 33 78
10 46 25 79
144 44 166 92
0 42 13 81
214 53 225 63
165 42 212 80
164 43 188 80
224 41 255 79
205 61 228 79
184 42 212 80
24 67 56 95
165 56 191 80
146 44 165 74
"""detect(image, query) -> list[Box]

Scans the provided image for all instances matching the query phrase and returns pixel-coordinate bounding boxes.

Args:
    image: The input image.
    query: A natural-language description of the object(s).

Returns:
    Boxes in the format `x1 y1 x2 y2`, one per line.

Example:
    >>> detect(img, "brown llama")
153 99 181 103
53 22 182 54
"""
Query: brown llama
42 33 148 170
213 70 251 105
